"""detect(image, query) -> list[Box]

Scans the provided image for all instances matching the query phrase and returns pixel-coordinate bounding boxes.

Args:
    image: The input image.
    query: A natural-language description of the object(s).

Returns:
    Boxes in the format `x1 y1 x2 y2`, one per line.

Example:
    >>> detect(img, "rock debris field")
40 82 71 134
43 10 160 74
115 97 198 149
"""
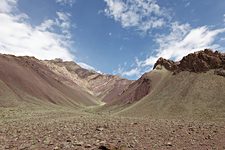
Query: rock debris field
0 107 225 150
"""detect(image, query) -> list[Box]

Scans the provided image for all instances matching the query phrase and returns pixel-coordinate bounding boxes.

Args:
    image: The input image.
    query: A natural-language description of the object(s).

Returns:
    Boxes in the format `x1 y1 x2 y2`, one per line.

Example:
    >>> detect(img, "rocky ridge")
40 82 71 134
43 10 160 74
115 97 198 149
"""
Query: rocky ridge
154 49 225 76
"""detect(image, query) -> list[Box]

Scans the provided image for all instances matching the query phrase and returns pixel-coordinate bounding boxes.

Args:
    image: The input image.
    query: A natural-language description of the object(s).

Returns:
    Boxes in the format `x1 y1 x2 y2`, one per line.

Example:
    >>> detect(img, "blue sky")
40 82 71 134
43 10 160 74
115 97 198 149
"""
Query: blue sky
0 0 225 79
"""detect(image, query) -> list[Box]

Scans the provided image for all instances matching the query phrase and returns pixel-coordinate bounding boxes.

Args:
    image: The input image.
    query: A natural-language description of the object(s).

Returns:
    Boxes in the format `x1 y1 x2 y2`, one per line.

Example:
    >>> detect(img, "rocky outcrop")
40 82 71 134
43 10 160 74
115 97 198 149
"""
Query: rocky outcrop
154 49 225 75
215 69 225 77
153 58 178 71
178 49 224 72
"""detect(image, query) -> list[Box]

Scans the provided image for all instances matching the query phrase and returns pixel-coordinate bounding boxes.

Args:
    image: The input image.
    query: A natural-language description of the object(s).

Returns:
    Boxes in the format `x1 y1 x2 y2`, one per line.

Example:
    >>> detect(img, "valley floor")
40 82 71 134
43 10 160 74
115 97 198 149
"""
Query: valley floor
0 106 225 150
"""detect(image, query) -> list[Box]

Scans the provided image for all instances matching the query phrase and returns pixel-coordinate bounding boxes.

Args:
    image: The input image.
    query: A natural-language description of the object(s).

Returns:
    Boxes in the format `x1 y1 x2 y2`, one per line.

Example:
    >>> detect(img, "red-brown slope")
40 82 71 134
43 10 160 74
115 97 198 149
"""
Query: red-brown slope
106 66 167 106
0 54 98 107
108 74 151 105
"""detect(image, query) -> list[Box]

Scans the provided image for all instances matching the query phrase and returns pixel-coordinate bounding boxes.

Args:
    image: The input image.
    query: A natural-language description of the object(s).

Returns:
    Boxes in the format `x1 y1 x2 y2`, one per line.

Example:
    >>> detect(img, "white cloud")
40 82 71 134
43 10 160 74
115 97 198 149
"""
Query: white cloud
78 62 102 74
56 0 75 6
144 56 158 67
104 0 168 32
38 12 72 38
114 63 144 78
78 62 95 71
57 11 70 22
121 68 141 77
0 0 74 60
143 22 225 66
37 19 55 31
56 11 72 37
0 0 17 13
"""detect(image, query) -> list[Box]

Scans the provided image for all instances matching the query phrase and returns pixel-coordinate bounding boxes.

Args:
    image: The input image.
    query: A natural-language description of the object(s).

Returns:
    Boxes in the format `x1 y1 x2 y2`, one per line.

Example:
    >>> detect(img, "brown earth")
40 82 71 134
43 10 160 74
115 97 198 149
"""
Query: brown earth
1 107 225 150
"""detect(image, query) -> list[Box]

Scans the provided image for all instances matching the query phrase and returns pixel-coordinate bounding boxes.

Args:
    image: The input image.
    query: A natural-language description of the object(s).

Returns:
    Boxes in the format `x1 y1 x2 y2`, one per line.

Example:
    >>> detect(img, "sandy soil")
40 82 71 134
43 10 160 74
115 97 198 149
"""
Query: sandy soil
0 107 225 150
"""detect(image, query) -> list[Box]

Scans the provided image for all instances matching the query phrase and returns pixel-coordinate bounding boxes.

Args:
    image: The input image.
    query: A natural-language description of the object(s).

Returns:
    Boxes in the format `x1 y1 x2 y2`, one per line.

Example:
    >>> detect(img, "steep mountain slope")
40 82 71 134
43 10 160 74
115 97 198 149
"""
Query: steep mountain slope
117 49 225 120
44 59 132 103
0 54 132 107
0 54 98 107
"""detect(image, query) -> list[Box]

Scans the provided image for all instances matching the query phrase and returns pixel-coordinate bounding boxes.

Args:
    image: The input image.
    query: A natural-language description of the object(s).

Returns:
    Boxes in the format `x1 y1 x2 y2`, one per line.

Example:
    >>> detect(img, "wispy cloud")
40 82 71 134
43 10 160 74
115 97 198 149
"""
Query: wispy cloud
115 65 141 77
114 57 148 78
0 0 74 60
78 62 102 74
143 22 225 66
56 11 72 38
0 0 17 13
118 22 225 78
104 0 169 33
121 68 141 77
224 14 225 23
56 0 75 6
185 2 190 7
38 11 72 38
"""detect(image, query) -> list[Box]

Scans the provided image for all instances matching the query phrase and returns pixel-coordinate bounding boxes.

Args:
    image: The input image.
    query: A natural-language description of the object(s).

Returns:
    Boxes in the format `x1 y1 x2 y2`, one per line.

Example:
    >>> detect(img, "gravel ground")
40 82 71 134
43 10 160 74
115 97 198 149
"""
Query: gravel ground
0 107 225 150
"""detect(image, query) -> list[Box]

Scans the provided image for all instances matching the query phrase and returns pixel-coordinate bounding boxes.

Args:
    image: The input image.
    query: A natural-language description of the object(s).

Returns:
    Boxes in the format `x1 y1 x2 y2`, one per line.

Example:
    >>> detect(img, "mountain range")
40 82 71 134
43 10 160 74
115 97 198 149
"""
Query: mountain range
0 49 225 120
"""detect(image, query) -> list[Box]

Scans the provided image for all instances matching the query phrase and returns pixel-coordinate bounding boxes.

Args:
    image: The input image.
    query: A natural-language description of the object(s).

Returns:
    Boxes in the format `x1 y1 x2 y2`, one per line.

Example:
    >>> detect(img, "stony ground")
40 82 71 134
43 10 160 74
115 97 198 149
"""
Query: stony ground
0 107 225 150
